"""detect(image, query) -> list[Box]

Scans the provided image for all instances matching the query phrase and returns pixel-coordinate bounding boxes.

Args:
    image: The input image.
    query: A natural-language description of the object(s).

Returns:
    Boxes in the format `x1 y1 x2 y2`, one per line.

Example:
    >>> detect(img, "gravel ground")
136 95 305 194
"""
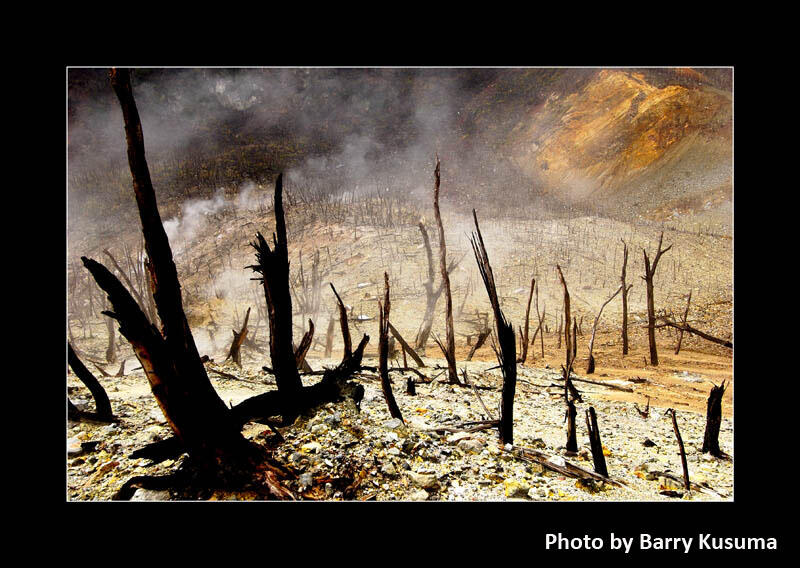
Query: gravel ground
67 356 732 501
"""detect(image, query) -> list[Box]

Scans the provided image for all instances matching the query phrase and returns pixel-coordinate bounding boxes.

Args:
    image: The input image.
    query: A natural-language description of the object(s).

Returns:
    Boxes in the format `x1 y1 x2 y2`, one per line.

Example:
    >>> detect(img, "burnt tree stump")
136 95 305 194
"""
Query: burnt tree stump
585 406 608 477
701 381 728 458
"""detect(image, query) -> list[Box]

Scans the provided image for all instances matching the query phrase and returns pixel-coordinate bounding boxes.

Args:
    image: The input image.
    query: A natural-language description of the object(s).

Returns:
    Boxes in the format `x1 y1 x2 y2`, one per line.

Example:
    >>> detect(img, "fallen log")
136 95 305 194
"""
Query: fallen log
655 317 732 349
387 322 425 368
509 445 625 488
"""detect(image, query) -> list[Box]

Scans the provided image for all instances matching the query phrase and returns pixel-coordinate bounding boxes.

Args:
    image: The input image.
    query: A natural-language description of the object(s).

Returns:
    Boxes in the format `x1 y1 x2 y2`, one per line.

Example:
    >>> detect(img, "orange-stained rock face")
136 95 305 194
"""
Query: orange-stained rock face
507 70 732 203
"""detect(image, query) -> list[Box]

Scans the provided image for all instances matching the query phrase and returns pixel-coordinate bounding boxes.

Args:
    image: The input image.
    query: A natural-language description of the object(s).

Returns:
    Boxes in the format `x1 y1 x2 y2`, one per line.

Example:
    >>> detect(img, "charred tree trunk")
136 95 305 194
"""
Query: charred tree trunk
225 307 250 367
667 408 691 491
556 313 563 350
585 406 608 477
330 283 352 360
470 210 516 445
379 273 403 421
518 278 535 364
586 284 623 374
86 69 248 468
675 290 692 354
563 362 578 453
701 381 728 458
556 265 572 367
324 317 335 359
68 343 114 421
432 158 458 384
105 305 117 364
620 240 631 355
415 222 439 350
247 178 304 402
388 322 425 368
466 328 490 361
294 319 314 371
642 232 672 366
655 318 732 349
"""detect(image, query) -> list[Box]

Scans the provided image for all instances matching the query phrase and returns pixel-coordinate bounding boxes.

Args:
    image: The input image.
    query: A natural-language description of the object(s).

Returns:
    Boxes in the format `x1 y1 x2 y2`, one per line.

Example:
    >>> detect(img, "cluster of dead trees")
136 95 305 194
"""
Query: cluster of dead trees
68 69 731 500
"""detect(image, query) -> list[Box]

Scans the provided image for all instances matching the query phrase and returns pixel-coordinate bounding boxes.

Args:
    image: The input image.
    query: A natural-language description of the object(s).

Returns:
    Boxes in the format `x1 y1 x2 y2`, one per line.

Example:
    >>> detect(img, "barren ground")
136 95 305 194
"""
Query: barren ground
67 197 732 501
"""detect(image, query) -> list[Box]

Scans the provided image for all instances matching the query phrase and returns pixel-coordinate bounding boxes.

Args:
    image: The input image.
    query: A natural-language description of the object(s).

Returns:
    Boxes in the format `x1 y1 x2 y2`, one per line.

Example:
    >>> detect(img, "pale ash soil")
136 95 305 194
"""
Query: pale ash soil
67 202 731 501
67 350 732 502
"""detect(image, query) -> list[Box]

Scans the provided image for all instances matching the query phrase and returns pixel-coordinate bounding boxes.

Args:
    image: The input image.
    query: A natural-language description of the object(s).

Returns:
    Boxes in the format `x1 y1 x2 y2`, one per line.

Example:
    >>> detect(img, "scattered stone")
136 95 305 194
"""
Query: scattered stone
384 418 405 430
457 438 484 454
409 489 429 501
68 437 83 456
408 471 439 490
130 488 171 501
301 442 322 454
298 472 314 490
504 478 530 499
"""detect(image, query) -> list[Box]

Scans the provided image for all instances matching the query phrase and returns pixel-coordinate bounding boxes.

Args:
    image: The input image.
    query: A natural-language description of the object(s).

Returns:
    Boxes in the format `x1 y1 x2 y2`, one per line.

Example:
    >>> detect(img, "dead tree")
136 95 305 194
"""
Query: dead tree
378 273 403 422
414 221 441 349
666 408 691 491
103 247 148 319
556 313 563 350
330 283 352 360
248 178 305 400
388 322 425 367
294 319 314 371
701 381 728 458
85 69 250 473
535 294 545 358
655 317 732 349
324 317 335 358
470 210 516 445
224 307 250 367
571 317 577 364
563 361 578 453
674 290 692 354
466 328 490 361
586 284 623 374
585 406 608 477
620 239 632 355
105 303 117 364
556 265 572 367
68 343 114 422
642 232 672 366
518 278 535 364
432 158 458 384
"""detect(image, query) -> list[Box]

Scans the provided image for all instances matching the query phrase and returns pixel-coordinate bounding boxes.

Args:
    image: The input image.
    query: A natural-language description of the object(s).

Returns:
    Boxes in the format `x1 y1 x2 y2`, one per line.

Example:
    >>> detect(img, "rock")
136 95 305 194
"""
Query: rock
298 472 314 490
130 488 171 501
643 438 657 447
457 438 483 454
311 424 328 435
67 436 83 455
383 418 405 431
446 432 473 444
504 478 530 499
381 462 398 476
301 442 322 454
409 489 429 501
149 410 166 424
324 413 342 427
408 471 439 490
549 456 566 467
